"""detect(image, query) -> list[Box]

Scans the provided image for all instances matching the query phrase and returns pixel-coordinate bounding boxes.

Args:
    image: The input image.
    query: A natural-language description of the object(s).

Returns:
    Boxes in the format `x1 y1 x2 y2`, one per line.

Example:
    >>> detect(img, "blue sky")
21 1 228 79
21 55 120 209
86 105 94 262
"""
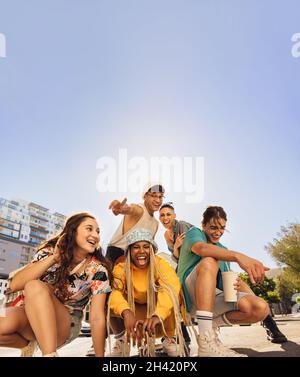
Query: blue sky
0 0 300 271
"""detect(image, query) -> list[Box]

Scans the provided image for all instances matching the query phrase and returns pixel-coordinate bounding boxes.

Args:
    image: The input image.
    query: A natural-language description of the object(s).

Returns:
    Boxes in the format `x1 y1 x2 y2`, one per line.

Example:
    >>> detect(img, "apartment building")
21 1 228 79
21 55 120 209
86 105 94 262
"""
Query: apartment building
0 197 66 275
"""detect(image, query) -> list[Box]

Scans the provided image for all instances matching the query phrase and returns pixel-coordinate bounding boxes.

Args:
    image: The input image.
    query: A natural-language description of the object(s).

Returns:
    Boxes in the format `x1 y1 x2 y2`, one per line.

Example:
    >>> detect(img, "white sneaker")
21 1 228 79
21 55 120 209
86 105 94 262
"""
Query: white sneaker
109 337 130 357
20 340 37 357
198 329 247 357
43 351 59 357
214 327 248 357
162 337 180 357
86 345 95 357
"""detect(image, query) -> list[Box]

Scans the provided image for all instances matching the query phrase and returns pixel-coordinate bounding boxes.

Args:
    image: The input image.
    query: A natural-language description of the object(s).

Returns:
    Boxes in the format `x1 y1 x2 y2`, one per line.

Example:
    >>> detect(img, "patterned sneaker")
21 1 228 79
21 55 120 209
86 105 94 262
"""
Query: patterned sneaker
198 329 247 357
20 340 37 357
162 337 180 357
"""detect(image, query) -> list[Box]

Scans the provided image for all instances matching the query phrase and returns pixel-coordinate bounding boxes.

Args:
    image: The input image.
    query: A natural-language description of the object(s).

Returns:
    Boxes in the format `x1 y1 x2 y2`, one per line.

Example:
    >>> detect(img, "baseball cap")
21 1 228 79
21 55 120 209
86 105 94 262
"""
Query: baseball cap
142 182 165 197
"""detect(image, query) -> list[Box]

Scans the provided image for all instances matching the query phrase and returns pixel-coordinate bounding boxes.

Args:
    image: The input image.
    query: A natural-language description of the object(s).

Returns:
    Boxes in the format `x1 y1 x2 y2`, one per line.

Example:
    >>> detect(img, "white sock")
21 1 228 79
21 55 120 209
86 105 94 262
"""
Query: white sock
213 312 233 327
196 310 213 334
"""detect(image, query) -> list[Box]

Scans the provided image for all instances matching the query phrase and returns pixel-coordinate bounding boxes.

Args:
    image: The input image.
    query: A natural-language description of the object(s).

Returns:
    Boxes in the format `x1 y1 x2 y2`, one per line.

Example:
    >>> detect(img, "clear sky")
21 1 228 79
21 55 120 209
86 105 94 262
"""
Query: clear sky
1 0 300 271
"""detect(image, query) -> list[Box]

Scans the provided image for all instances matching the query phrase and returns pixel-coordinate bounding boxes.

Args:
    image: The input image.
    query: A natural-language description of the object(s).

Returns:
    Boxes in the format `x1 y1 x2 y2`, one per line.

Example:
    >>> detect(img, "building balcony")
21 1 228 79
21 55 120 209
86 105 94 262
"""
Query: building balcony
30 223 48 233
29 231 47 240
28 203 49 216
29 212 49 223
0 218 21 229
0 227 20 239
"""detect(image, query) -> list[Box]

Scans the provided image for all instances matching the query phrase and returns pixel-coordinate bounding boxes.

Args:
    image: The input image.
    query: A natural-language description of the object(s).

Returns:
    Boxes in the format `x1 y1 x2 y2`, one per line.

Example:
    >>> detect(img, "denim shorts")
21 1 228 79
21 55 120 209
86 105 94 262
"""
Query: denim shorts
58 311 83 348
185 266 250 318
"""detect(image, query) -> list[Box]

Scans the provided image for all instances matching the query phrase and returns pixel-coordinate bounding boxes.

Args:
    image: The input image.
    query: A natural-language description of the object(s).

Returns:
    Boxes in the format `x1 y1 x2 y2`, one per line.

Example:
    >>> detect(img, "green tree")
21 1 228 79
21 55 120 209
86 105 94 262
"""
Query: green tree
266 291 281 304
240 273 279 304
265 223 300 302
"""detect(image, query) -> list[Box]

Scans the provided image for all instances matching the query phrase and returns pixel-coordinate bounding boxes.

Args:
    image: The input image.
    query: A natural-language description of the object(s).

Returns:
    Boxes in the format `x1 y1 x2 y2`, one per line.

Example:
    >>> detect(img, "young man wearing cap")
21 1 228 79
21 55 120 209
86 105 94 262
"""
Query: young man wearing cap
106 183 165 264
86 183 165 357
108 228 185 357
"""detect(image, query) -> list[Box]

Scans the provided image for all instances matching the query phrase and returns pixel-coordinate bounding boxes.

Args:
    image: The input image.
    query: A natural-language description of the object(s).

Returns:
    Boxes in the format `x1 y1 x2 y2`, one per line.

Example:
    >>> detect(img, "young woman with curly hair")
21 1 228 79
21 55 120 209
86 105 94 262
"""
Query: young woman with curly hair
0 212 112 357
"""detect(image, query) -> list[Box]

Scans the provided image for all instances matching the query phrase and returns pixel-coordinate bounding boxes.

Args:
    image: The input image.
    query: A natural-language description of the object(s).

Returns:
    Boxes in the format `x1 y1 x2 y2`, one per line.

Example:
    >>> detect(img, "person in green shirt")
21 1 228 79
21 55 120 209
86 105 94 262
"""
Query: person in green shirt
177 206 273 357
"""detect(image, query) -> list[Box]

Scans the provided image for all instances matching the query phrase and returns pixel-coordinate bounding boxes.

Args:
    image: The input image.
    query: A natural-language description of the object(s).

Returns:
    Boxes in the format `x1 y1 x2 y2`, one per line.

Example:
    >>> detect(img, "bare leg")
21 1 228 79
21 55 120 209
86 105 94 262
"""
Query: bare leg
23 280 71 355
238 280 255 295
0 306 35 349
195 257 219 311
225 295 269 324
0 333 29 348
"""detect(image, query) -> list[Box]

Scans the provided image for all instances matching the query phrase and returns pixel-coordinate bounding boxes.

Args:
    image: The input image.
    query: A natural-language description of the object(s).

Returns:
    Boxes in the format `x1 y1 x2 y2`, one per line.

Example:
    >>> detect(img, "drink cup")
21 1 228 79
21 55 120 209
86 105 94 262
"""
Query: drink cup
0 294 7 317
221 271 238 302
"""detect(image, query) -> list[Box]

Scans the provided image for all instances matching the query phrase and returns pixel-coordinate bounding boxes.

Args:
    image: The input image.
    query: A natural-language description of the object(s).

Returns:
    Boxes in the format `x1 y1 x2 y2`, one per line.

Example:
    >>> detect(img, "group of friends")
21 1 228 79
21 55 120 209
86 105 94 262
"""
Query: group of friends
0 183 287 357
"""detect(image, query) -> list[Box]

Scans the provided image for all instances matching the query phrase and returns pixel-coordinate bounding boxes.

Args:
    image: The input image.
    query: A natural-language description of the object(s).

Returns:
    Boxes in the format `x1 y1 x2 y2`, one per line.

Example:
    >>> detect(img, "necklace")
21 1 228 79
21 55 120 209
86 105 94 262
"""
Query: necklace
69 256 90 276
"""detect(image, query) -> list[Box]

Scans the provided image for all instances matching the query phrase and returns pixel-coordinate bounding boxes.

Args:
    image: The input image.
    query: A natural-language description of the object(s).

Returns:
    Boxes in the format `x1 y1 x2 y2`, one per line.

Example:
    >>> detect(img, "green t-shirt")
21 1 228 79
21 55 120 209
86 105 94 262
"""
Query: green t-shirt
177 227 230 312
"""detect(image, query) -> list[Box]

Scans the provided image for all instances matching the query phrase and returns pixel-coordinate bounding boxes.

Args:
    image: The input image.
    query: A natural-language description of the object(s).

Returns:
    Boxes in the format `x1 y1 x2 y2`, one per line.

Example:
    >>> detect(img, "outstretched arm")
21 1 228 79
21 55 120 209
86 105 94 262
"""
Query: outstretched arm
192 242 269 285
108 198 143 217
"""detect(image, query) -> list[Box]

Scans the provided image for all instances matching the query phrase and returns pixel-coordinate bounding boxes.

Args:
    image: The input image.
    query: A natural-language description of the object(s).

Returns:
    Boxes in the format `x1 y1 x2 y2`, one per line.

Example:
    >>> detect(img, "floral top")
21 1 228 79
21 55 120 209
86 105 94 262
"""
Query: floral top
31 247 111 315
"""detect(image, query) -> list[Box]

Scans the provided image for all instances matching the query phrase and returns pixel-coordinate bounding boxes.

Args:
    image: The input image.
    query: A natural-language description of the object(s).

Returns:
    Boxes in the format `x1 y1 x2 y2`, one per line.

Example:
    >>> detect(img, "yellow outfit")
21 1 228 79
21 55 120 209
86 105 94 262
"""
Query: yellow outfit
110 255 181 337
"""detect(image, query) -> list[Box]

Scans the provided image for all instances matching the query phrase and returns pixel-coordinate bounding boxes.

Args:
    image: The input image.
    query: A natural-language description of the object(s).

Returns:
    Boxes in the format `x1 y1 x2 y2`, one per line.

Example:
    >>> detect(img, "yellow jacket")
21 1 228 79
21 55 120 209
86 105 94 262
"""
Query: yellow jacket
110 255 181 321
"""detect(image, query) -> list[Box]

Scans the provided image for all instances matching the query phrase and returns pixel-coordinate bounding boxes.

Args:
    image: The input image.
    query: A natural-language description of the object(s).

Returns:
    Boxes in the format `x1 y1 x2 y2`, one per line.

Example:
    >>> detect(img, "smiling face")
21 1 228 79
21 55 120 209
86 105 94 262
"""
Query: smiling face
144 192 164 213
159 207 176 230
75 218 100 254
202 216 226 244
129 241 151 269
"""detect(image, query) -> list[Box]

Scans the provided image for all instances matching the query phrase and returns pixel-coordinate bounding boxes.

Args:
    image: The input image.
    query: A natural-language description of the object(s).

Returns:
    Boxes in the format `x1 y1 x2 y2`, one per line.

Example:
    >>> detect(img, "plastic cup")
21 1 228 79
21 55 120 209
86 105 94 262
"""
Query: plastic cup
221 271 238 302
0 294 7 317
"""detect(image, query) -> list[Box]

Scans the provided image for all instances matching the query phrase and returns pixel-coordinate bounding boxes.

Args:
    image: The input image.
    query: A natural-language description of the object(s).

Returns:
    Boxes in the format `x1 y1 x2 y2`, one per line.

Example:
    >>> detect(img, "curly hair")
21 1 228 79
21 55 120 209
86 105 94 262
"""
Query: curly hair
37 212 113 302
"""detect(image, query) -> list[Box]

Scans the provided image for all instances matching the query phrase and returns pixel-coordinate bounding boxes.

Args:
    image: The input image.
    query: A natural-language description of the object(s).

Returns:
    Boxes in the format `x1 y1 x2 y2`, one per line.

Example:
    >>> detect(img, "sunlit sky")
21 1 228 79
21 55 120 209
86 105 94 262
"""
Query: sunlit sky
1 1 300 271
